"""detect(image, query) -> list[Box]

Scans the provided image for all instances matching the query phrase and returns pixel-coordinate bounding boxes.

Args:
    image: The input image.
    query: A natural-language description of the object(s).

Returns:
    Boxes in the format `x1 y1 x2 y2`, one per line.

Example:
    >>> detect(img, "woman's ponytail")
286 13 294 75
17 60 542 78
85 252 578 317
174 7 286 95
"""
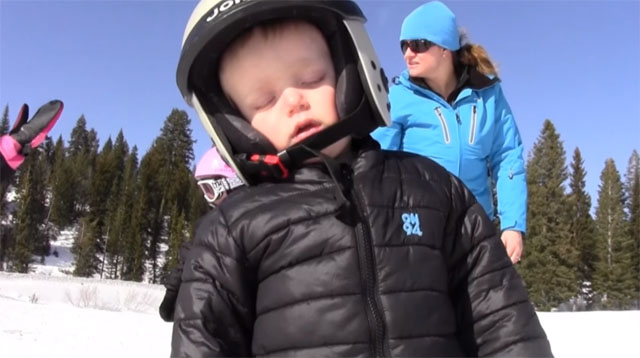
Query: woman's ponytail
456 31 498 77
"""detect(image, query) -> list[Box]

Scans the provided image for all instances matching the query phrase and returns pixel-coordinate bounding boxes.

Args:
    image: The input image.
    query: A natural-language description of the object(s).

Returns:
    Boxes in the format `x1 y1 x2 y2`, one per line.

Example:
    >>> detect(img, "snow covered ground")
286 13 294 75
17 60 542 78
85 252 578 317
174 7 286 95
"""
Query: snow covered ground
1 272 639 358
0 272 170 358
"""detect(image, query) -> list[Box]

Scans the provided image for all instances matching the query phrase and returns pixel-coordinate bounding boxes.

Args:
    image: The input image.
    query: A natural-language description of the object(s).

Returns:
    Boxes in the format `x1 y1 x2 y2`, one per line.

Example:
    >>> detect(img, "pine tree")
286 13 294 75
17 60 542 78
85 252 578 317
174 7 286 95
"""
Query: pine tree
91 136 114 211
67 116 102 277
8 150 48 271
156 109 195 214
1 105 13 217
105 189 124 279
89 137 123 279
111 131 128 177
519 119 578 310
623 150 640 306
8 166 36 273
136 109 196 283
104 132 130 278
49 136 75 228
72 216 99 277
67 116 94 220
567 148 597 309
48 136 64 188
38 136 57 246
32 150 52 261
120 147 146 282
0 104 9 135
0 103 11 268
67 115 91 157
88 129 100 156
89 137 113 221
593 159 635 309
42 136 55 168
164 204 187 275
137 143 166 283
123 194 146 282
0 225 13 271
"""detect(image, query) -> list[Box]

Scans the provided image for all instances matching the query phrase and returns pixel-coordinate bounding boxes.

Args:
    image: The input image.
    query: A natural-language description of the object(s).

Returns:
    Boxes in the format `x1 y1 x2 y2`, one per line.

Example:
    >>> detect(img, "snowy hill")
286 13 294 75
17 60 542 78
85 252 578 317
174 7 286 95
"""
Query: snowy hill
0 224 174 358
1 272 640 358
0 272 170 358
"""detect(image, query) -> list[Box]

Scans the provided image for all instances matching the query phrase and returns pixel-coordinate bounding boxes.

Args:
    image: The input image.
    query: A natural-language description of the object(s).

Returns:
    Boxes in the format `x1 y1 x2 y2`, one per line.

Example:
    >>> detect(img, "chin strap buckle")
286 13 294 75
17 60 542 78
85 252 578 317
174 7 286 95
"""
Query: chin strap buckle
248 154 290 179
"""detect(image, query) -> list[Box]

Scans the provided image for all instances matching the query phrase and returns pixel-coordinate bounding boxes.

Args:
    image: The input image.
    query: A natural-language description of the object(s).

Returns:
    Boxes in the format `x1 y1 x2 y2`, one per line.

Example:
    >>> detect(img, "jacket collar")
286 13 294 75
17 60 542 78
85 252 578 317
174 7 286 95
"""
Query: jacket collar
289 136 380 184
398 66 499 104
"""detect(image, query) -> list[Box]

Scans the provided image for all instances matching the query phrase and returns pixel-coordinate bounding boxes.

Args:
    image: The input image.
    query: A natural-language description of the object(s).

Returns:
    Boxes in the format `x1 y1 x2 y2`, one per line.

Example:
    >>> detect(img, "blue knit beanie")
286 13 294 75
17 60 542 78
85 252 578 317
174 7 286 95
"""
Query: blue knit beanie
400 1 460 51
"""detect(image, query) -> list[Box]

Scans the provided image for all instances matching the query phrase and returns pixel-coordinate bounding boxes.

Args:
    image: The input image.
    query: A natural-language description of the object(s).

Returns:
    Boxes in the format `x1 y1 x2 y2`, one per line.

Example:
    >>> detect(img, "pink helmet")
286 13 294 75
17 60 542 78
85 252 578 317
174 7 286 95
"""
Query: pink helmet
195 147 244 206
195 146 237 180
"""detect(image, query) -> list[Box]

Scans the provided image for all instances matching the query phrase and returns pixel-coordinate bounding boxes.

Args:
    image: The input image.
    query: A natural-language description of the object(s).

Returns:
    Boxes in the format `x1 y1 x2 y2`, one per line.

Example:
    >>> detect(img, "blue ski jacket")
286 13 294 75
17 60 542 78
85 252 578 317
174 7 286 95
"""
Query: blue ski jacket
372 68 527 232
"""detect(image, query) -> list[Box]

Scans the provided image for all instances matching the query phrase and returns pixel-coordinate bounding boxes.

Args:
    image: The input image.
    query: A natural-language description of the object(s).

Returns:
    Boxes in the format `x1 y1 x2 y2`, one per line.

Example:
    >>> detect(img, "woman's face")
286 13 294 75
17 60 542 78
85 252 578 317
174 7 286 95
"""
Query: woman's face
402 40 448 80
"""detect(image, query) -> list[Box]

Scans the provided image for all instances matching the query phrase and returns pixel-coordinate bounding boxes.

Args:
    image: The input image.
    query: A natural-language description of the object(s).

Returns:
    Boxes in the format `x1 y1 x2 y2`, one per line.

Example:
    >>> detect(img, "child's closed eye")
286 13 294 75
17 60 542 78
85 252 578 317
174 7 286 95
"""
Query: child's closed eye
252 95 276 111
300 72 326 87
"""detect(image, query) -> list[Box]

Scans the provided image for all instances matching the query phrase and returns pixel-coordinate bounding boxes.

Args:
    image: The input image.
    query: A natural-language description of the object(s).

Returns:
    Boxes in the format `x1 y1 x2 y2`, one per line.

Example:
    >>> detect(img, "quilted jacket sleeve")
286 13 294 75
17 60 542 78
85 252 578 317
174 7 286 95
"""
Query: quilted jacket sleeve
444 174 553 357
171 209 255 358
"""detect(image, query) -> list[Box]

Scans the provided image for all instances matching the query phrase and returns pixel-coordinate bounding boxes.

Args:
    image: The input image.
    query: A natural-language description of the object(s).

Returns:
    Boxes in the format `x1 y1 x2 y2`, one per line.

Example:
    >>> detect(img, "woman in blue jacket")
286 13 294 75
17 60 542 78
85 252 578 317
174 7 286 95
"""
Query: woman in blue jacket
372 1 526 263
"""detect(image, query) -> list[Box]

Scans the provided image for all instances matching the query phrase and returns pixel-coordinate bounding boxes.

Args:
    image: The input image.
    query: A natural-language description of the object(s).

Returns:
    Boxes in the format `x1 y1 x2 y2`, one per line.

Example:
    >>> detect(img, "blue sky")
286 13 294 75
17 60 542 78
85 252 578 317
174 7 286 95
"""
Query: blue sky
1 0 638 205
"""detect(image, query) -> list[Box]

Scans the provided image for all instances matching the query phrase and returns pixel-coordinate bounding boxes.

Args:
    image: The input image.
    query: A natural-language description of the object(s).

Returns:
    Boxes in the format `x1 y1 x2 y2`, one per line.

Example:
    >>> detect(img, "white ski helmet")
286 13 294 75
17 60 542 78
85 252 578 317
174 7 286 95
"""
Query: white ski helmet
177 0 390 184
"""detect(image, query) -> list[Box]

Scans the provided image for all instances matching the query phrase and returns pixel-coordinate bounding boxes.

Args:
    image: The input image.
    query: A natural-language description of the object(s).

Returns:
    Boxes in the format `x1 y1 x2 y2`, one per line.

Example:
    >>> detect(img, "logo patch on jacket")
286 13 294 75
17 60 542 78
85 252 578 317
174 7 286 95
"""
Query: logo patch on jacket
402 213 423 236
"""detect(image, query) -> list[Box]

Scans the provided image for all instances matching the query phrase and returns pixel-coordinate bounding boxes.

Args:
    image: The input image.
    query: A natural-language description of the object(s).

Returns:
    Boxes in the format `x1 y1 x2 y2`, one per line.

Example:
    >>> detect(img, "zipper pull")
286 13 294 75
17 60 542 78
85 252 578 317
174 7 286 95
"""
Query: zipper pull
455 112 461 124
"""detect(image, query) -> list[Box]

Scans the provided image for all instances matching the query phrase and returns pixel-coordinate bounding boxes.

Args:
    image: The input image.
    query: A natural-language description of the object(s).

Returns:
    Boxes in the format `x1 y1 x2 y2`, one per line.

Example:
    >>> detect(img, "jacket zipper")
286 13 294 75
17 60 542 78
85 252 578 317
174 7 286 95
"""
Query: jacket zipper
351 188 386 357
434 107 451 144
468 105 477 144
454 112 462 174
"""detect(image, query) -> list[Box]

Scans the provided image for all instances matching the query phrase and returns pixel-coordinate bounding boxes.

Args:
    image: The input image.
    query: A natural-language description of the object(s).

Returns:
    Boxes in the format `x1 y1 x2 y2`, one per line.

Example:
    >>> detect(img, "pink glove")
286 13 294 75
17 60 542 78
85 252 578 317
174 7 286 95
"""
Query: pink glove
0 100 63 170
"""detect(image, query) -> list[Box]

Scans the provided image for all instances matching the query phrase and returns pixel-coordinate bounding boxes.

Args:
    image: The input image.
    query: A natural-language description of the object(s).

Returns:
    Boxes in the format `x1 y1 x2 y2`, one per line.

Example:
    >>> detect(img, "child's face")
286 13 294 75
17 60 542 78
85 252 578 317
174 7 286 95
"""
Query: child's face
220 22 349 157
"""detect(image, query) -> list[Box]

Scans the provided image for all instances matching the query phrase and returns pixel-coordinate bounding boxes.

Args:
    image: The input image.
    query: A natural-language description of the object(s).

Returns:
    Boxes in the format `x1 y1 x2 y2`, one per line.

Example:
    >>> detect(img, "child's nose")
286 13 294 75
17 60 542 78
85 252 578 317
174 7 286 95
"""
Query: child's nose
282 88 309 116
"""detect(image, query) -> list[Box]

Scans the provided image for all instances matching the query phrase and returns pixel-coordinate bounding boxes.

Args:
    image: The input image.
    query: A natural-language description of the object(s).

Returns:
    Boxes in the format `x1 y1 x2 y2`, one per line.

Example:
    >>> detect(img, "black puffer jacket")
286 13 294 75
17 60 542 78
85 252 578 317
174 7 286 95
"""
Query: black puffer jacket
171 140 552 357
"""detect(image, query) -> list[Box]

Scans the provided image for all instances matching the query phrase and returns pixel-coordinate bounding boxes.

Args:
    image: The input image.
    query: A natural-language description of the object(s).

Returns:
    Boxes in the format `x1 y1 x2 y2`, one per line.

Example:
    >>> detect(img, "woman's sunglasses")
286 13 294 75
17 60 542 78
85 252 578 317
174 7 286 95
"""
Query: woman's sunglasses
400 39 436 54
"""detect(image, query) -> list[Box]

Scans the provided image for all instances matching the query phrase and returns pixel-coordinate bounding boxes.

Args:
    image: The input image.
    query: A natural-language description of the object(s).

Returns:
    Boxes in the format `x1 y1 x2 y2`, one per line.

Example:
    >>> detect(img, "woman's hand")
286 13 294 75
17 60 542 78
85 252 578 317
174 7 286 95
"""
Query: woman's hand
501 230 523 264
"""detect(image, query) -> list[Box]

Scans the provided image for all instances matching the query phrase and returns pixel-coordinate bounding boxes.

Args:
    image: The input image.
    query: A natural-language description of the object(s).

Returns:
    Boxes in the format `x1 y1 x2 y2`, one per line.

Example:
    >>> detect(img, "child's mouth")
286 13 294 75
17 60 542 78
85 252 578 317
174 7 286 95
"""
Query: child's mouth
292 120 322 144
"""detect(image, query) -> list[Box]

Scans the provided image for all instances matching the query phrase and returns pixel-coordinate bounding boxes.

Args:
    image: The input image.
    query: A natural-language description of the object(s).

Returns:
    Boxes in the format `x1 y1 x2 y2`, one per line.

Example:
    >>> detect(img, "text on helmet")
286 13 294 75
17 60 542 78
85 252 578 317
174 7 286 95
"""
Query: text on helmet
207 0 247 22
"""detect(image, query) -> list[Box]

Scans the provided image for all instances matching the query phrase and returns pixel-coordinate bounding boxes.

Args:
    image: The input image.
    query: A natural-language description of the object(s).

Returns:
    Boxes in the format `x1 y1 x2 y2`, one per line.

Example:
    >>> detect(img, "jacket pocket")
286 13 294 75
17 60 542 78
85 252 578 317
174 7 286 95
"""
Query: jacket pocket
434 107 451 144
468 105 477 145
